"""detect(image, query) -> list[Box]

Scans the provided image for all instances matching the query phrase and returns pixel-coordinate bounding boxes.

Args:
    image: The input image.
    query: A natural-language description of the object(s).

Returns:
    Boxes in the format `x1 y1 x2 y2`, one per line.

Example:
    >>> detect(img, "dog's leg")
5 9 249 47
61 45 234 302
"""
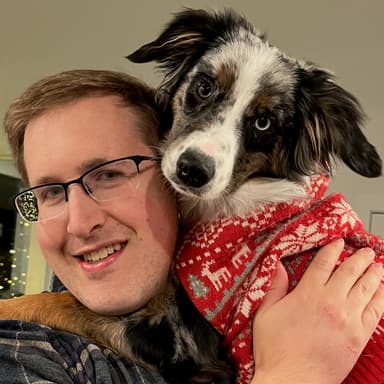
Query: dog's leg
0 292 137 362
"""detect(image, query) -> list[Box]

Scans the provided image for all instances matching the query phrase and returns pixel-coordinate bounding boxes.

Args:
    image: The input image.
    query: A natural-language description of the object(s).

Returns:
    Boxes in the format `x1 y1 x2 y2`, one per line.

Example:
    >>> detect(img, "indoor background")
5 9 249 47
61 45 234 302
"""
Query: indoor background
0 0 383 295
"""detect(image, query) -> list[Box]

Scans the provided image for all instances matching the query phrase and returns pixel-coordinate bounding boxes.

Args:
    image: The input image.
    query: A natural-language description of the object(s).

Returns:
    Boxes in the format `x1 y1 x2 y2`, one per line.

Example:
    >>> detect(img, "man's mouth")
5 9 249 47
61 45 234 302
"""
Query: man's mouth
83 242 125 264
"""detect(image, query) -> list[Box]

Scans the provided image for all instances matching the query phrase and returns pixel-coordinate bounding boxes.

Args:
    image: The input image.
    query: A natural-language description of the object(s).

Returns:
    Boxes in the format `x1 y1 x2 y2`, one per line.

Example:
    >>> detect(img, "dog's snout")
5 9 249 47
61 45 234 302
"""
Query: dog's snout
176 150 215 189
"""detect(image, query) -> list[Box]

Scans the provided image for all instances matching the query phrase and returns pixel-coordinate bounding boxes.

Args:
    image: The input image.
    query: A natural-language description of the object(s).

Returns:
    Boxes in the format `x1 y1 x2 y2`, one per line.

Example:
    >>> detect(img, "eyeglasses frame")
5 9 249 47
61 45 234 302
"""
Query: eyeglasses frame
14 155 158 222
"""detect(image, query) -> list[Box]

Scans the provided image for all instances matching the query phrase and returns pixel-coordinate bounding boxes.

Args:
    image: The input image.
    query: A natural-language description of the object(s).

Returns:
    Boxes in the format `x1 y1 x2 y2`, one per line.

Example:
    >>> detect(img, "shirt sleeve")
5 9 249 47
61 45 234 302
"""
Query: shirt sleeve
0 320 169 384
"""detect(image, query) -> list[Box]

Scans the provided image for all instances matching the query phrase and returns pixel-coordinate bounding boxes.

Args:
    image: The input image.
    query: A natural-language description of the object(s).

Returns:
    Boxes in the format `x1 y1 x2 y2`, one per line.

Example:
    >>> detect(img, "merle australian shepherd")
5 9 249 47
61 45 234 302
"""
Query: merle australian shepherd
0 8 381 384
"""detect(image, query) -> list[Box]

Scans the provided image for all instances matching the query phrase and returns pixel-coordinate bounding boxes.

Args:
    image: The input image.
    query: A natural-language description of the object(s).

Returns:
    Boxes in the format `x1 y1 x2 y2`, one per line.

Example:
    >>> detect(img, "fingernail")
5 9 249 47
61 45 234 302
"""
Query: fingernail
333 238 344 247
363 247 375 258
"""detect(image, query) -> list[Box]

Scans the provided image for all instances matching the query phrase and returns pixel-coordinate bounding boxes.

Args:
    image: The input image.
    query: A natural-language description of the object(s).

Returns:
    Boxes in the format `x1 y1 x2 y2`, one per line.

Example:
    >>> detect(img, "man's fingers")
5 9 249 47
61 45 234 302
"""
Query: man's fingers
327 247 376 295
259 262 289 310
349 262 384 312
361 283 384 331
299 238 344 288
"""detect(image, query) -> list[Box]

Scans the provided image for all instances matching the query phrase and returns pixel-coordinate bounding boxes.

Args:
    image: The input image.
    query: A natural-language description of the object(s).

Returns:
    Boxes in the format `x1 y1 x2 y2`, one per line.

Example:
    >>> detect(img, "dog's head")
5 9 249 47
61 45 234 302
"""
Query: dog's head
128 8 382 220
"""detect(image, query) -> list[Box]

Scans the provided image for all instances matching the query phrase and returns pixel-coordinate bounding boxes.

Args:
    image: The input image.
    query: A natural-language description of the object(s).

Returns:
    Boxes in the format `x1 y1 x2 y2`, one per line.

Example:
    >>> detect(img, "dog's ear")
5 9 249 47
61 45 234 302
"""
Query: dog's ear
127 8 252 110
127 8 225 108
294 66 381 178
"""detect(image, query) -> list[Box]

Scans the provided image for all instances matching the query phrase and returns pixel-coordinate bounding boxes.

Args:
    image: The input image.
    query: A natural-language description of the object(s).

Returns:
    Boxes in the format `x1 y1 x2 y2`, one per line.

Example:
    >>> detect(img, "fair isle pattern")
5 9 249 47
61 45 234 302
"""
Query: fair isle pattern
176 174 384 384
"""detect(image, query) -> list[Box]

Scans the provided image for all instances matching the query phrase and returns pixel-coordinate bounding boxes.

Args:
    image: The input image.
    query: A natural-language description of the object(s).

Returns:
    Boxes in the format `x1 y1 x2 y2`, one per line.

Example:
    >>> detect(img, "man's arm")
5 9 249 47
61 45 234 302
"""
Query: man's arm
0 320 168 384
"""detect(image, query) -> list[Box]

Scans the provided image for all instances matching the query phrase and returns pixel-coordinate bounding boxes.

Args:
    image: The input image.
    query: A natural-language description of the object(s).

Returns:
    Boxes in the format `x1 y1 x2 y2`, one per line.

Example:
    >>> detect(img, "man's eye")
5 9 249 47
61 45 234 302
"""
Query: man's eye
98 171 121 180
37 186 63 203
92 170 130 184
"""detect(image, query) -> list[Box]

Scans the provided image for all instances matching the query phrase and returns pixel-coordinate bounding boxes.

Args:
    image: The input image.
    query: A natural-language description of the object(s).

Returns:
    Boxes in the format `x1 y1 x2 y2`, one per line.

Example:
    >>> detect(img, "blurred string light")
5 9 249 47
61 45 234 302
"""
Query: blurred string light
0 220 30 298
0 161 29 298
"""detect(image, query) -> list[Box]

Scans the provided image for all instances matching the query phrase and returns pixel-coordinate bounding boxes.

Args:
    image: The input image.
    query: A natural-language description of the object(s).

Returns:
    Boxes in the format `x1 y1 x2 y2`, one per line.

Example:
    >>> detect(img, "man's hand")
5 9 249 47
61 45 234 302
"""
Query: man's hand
251 239 384 384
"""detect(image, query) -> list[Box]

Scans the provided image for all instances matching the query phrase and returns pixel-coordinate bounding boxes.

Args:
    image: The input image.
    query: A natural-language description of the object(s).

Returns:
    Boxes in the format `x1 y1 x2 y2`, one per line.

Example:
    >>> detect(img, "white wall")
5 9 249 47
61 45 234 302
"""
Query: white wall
0 159 18 178
1 0 383 229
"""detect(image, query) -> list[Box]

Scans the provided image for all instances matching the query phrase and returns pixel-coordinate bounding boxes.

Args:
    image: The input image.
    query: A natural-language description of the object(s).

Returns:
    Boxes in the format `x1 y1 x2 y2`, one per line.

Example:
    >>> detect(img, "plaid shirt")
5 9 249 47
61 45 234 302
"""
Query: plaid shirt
0 320 168 384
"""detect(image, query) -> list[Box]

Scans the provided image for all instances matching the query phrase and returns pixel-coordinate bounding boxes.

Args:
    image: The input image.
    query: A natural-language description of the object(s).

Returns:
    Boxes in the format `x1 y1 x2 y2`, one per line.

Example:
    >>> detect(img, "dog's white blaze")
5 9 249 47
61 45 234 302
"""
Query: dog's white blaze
162 122 238 198
192 40 288 197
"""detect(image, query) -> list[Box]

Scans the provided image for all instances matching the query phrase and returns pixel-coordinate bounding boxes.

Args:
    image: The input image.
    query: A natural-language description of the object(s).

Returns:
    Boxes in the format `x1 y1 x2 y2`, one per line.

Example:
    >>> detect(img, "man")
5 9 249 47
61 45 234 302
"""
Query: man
1 69 383 383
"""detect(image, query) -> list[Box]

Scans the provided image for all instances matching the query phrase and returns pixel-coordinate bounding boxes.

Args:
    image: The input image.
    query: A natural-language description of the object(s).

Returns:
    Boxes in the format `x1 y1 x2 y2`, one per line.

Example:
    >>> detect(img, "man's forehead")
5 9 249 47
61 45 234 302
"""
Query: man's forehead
28 157 110 186
23 94 151 186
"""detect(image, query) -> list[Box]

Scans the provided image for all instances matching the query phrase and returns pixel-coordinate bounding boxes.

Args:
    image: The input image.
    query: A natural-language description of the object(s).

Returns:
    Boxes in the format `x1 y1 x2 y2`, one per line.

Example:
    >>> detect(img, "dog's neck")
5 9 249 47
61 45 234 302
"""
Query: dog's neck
179 177 310 225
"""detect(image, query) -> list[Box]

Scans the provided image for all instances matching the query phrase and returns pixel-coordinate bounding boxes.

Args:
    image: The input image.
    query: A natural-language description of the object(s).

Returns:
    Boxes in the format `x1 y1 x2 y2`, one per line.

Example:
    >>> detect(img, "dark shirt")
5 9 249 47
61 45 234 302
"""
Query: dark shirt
0 320 168 383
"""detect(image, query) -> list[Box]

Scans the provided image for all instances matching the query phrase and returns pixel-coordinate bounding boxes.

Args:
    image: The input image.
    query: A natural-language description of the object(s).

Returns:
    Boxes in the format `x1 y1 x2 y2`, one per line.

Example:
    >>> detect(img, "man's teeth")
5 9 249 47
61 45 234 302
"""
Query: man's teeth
83 243 122 263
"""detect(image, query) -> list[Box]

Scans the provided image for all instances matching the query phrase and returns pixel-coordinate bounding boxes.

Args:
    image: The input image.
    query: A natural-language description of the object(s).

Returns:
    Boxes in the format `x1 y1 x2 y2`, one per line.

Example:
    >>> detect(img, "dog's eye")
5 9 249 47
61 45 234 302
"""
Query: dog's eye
195 78 215 99
254 116 272 131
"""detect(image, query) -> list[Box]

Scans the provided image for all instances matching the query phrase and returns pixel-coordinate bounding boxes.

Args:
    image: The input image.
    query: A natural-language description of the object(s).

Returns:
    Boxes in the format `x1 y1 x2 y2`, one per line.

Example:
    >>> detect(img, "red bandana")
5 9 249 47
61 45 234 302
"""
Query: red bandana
176 174 384 384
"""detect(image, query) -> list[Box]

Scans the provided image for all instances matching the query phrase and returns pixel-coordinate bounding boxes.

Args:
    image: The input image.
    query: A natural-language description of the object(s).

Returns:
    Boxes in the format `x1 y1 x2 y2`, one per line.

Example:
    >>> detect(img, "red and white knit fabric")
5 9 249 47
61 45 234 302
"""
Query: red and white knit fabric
176 174 384 384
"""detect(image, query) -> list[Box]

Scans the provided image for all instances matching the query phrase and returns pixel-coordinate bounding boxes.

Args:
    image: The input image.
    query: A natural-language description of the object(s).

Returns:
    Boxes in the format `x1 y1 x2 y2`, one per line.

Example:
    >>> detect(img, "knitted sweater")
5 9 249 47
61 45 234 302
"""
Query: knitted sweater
176 174 384 384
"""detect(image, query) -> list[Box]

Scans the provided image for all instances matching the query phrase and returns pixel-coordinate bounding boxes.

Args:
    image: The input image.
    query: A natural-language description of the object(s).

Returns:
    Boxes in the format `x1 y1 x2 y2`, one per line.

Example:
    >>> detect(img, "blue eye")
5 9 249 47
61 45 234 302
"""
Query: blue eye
254 116 271 131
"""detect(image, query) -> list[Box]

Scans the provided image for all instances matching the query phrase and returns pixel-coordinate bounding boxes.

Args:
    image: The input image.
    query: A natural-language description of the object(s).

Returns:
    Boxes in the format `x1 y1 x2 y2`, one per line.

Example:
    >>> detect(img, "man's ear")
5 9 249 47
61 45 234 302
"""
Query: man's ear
294 65 381 178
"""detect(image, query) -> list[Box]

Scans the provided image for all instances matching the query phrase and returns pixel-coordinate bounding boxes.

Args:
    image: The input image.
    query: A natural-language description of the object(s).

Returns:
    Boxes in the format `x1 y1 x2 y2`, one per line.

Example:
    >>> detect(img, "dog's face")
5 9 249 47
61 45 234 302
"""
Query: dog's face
128 9 382 220
159 36 298 199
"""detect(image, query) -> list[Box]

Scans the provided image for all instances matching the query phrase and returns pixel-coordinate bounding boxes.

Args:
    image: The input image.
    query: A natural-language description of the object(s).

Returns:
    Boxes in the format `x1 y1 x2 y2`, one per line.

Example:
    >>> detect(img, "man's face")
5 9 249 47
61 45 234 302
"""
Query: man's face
23 95 178 315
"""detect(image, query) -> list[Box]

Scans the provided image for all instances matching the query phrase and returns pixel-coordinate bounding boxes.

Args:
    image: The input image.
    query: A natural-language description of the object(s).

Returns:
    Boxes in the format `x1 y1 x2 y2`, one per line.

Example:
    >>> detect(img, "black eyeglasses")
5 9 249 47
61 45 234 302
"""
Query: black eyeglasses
15 155 157 223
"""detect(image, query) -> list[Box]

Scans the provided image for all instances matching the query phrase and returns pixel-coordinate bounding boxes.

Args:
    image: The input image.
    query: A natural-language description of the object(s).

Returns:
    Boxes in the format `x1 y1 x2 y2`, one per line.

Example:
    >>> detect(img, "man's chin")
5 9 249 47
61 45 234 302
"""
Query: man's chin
84 297 147 316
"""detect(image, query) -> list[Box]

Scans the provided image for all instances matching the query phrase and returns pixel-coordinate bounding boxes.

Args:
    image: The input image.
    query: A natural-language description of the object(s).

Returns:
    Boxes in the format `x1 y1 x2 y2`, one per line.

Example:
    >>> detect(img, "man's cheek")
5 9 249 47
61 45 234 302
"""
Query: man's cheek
36 222 64 253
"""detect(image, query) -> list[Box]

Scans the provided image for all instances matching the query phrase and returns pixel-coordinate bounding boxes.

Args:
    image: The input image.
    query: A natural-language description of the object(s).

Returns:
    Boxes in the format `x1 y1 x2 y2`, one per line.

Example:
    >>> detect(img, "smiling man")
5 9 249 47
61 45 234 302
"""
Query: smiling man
1 69 383 384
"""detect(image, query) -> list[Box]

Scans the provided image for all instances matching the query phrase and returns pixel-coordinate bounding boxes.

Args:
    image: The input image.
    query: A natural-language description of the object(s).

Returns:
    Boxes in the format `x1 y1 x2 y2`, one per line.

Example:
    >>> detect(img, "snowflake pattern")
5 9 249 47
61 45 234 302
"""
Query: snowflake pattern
176 174 384 384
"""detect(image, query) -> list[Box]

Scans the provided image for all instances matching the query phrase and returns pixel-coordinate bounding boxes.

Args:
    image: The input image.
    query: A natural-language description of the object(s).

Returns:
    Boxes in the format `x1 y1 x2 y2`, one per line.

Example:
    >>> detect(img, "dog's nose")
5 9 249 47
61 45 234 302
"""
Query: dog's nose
176 149 215 188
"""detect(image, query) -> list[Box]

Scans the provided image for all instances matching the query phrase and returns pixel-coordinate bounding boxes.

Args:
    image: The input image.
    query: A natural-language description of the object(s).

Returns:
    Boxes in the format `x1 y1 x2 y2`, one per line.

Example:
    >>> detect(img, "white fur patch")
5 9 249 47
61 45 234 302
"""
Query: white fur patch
179 178 308 224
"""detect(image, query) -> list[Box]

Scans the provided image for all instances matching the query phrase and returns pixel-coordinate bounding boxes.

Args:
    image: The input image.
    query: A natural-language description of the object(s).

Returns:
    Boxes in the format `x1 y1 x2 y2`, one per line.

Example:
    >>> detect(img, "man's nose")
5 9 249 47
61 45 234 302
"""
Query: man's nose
65 184 106 237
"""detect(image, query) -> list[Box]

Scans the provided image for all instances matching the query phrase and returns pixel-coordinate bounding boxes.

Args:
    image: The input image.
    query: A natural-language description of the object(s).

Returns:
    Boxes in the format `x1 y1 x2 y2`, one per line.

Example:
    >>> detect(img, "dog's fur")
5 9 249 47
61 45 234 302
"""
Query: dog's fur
128 8 380 223
0 8 381 384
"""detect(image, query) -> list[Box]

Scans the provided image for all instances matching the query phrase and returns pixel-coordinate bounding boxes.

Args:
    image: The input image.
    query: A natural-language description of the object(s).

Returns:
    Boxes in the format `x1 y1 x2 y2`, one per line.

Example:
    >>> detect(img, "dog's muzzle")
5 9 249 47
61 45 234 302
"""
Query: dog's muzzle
176 149 215 189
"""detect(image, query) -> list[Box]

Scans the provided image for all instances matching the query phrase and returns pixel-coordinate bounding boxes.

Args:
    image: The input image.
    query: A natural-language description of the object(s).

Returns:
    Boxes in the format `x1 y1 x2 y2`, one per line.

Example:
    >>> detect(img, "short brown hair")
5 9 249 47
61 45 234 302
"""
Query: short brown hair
4 69 161 183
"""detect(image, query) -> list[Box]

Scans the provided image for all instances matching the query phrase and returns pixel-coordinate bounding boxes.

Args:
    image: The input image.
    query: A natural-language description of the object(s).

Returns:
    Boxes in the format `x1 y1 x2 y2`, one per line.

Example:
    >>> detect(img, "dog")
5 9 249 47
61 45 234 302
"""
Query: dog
127 9 384 384
1 8 384 384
